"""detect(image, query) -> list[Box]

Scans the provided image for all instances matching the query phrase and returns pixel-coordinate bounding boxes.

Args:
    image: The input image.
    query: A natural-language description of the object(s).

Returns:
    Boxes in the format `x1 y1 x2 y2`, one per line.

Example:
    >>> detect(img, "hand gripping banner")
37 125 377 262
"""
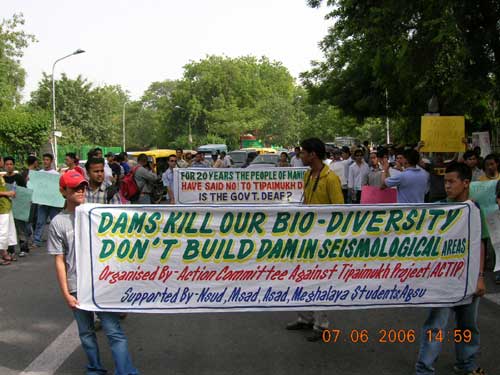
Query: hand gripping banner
76 202 481 313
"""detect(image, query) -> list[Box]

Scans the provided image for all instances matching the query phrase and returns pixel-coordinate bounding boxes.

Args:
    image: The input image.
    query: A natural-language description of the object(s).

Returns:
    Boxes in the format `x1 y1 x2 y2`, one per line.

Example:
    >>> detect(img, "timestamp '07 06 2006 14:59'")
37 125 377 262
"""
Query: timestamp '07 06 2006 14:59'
321 329 473 344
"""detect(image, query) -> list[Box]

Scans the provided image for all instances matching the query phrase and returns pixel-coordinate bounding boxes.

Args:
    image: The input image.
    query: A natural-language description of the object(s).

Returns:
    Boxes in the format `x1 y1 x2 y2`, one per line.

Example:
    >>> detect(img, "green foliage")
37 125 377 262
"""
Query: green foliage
0 107 50 161
123 100 163 150
303 0 500 142
300 102 358 141
30 73 128 146
168 55 299 147
0 13 36 110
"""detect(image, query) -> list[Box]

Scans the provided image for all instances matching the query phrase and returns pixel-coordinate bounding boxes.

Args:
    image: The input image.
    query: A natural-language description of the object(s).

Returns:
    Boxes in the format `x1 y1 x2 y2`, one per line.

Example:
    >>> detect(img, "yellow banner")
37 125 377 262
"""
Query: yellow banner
420 116 465 152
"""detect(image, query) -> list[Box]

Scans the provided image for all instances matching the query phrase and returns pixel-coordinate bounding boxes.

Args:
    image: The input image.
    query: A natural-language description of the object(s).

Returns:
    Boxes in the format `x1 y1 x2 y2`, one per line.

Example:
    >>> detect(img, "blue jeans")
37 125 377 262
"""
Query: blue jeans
415 297 480 374
72 305 138 375
135 194 151 204
33 205 60 245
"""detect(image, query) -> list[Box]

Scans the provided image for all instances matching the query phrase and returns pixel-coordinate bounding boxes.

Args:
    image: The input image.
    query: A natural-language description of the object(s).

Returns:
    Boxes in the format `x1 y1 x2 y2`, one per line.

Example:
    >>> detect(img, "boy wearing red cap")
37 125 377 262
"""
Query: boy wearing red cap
49 171 138 375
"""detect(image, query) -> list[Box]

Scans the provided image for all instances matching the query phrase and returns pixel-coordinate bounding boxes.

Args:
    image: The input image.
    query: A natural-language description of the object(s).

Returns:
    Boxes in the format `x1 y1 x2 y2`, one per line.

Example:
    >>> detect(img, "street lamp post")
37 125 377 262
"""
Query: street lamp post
174 105 192 146
122 102 127 152
52 49 85 168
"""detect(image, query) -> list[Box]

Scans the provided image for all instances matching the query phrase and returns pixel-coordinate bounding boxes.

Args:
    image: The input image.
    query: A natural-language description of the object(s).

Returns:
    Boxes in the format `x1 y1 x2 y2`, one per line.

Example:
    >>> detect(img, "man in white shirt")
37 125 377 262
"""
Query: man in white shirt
329 149 348 201
290 147 304 167
221 151 232 168
348 149 369 203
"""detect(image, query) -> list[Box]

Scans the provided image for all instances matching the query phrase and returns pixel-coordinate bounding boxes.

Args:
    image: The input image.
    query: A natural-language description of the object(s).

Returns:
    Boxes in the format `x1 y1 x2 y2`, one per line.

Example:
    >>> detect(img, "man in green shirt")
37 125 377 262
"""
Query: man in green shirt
0 156 18 265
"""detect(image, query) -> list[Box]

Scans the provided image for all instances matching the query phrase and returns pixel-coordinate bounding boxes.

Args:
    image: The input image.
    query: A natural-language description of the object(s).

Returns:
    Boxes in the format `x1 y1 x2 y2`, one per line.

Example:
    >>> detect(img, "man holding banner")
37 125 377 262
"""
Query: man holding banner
415 163 486 375
49 171 138 375
3 156 30 258
286 138 344 342
33 153 61 248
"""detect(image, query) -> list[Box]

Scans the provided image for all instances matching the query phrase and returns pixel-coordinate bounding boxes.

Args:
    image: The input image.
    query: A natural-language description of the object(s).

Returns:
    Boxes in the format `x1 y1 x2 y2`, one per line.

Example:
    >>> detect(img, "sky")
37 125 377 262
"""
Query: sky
1 0 332 101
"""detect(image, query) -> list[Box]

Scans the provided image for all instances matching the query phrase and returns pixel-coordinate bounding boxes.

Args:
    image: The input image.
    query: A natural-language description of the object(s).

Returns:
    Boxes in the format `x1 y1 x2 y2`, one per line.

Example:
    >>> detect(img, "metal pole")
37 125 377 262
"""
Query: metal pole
385 89 390 144
51 49 85 168
51 63 57 168
188 121 192 146
122 102 127 152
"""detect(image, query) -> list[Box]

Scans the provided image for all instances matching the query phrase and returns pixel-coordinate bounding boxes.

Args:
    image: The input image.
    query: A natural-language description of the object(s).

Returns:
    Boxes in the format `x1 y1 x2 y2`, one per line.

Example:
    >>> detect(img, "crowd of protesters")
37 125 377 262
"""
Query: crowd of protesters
0 138 498 375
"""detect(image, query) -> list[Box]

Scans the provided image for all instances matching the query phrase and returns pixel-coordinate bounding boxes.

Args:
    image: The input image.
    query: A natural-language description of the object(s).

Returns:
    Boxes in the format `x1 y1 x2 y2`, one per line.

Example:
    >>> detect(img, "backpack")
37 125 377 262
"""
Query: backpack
150 179 165 204
120 166 141 202
106 182 120 203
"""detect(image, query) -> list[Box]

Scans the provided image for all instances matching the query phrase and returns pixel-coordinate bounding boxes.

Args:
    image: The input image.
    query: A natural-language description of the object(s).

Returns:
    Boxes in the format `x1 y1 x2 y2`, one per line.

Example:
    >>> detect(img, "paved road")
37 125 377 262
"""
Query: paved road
1 246 499 375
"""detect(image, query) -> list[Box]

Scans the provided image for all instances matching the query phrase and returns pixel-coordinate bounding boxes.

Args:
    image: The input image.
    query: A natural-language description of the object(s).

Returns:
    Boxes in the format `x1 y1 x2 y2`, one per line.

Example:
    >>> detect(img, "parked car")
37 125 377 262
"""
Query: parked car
229 150 257 168
246 154 280 168
240 147 278 155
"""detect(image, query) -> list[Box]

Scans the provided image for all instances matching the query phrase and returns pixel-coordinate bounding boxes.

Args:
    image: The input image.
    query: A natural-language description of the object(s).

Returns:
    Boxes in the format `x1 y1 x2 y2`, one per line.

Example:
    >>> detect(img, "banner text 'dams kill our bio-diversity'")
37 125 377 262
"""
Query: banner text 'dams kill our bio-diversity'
96 208 465 264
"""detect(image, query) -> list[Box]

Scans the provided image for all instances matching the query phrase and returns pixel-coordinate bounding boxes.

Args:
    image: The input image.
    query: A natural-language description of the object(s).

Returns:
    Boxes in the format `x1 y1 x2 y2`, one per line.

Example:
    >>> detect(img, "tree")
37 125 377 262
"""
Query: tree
0 107 51 161
30 73 128 146
169 55 298 148
300 101 359 141
303 0 500 142
0 13 36 110
121 80 180 150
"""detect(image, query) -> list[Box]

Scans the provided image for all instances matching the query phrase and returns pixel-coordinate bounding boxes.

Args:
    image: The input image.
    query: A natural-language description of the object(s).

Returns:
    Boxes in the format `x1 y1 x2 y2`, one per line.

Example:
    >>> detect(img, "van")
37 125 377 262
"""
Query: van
197 144 228 156
228 150 258 168
127 149 177 175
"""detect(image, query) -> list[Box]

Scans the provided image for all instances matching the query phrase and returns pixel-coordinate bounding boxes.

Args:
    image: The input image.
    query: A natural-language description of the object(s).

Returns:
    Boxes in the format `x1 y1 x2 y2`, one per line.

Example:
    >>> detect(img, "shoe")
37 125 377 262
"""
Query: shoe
454 366 486 375
18 251 26 257
306 328 324 342
286 321 314 330
465 368 486 375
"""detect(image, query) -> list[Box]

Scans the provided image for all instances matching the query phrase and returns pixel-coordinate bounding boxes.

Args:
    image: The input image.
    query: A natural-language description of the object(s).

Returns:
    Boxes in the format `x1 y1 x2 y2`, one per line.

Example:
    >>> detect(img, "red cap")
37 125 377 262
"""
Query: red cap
60 171 88 189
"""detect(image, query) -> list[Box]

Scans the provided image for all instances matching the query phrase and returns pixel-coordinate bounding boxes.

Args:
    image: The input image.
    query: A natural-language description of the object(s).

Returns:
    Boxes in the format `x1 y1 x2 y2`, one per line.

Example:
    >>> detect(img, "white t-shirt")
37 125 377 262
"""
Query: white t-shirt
104 162 113 184
42 168 59 175
330 161 347 187
290 156 304 167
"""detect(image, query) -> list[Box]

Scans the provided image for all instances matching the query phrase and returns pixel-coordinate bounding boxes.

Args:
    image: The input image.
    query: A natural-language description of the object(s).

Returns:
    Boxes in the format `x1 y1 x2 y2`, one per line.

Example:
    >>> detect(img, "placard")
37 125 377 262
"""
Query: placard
360 186 397 204
10 186 33 222
485 211 500 272
173 167 307 204
469 181 498 238
27 171 64 208
420 116 465 152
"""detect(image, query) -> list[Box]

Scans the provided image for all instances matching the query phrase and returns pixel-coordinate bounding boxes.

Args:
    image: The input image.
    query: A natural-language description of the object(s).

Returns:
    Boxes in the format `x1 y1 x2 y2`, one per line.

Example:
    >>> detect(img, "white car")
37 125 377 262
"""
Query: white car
246 154 279 168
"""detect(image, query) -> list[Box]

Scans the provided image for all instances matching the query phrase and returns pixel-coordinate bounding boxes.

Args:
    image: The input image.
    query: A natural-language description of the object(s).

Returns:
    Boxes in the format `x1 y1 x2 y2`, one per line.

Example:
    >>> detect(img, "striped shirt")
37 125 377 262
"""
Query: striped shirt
85 182 121 204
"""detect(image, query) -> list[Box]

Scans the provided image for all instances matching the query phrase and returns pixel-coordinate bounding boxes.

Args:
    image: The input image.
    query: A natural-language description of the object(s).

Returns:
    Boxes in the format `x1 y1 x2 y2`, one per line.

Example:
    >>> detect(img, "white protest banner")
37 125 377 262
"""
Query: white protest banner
485 211 500 272
27 170 64 208
173 167 307 204
76 202 481 313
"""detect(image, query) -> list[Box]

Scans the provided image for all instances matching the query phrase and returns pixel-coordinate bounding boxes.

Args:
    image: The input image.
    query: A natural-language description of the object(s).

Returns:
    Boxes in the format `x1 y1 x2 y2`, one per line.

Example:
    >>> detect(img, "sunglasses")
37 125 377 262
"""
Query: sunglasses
71 184 87 192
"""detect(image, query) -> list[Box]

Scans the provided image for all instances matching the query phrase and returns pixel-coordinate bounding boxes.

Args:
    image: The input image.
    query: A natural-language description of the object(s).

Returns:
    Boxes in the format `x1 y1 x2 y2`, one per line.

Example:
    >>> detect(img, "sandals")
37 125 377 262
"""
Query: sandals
3 254 16 262
0 259 11 266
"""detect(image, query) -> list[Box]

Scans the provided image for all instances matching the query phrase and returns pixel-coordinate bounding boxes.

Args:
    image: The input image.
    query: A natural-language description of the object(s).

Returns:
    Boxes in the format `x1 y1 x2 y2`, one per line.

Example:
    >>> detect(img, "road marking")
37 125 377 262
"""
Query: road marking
485 292 500 306
20 321 80 375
